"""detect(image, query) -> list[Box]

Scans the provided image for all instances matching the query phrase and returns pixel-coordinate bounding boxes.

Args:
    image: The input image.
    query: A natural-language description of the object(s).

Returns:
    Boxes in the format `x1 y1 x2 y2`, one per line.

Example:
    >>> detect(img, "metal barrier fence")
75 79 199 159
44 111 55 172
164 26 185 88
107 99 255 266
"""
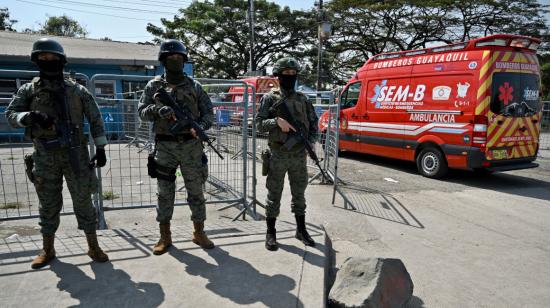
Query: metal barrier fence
0 71 257 224
540 101 550 151
88 75 256 227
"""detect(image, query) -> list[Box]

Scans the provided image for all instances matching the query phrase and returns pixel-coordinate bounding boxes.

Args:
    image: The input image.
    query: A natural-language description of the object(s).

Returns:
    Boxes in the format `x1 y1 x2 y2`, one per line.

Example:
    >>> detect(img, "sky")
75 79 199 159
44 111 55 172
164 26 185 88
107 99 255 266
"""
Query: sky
1 0 316 42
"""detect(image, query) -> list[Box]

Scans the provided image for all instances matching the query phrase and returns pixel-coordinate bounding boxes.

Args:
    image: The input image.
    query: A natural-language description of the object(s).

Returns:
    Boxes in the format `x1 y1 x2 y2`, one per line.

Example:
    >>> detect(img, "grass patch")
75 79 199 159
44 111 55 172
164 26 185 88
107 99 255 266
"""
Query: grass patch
102 190 119 200
5 156 16 160
0 202 24 209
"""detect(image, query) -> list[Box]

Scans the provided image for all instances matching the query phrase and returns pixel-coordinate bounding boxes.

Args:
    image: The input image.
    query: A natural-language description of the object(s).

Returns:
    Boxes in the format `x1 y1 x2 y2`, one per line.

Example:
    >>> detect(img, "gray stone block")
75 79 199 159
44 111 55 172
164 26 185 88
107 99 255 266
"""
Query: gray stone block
328 257 413 308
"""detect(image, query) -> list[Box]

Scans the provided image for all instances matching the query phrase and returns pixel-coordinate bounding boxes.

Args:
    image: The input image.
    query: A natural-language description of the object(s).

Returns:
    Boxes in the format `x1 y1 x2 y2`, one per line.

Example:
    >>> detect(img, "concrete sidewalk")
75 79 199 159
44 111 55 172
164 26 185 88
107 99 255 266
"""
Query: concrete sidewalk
0 218 327 308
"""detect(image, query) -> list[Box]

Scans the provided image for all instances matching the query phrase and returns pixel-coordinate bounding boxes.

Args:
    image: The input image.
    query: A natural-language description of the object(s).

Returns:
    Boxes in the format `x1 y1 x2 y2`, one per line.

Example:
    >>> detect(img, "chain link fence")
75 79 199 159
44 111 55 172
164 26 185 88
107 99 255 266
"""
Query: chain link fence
540 101 550 151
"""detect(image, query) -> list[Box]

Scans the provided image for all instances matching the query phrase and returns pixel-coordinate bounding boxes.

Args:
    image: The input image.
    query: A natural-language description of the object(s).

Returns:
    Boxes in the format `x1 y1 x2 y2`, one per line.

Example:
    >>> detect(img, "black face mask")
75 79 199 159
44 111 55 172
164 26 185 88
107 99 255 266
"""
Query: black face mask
36 59 64 79
278 74 297 91
164 57 185 84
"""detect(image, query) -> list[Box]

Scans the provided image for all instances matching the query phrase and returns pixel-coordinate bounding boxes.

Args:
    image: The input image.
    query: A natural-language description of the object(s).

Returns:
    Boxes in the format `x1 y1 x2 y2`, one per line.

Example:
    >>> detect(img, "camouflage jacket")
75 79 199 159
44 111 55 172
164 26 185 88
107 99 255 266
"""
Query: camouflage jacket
256 88 319 145
137 74 214 134
6 77 107 146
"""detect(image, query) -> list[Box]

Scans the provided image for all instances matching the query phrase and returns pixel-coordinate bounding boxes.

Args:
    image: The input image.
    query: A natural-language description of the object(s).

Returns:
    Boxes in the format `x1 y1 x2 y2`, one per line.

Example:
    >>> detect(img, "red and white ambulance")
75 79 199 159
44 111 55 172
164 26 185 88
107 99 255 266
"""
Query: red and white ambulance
318 34 543 178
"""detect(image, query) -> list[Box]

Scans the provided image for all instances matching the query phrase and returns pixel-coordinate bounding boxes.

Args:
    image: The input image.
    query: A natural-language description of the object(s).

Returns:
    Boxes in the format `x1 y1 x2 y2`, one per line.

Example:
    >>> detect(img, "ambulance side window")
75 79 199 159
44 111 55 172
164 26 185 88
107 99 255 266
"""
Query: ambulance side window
341 82 362 110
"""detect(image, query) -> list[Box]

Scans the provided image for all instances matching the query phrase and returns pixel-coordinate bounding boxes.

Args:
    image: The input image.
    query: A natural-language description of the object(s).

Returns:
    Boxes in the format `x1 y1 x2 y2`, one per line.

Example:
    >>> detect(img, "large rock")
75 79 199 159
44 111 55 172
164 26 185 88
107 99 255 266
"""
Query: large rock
328 257 413 308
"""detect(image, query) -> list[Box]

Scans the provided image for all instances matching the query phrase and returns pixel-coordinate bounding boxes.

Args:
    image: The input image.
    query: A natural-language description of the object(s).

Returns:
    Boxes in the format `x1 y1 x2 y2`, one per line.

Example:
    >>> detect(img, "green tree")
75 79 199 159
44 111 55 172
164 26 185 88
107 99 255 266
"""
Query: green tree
325 0 451 83
0 7 17 31
325 0 550 84
40 15 88 37
440 0 549 43
147 0 316 79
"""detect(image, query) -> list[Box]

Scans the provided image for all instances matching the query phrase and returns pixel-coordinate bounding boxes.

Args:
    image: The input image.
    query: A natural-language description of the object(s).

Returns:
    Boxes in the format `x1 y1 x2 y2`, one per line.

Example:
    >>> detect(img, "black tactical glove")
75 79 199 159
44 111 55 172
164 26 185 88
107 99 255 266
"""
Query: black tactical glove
89 147 107 169
158 106 175 120
26 111 55 129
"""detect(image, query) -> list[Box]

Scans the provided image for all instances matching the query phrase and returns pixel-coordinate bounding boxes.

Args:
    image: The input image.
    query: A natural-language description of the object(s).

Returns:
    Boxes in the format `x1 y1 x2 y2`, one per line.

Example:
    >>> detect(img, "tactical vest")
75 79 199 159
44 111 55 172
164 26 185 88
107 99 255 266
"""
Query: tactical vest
28 77 83 140
269 89 309 150
152 75 200 135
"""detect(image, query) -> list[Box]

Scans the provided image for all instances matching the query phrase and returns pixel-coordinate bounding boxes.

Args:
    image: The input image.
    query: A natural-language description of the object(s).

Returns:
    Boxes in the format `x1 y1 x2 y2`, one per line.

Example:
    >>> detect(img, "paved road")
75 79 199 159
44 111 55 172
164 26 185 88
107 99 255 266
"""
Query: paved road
307 148 550 307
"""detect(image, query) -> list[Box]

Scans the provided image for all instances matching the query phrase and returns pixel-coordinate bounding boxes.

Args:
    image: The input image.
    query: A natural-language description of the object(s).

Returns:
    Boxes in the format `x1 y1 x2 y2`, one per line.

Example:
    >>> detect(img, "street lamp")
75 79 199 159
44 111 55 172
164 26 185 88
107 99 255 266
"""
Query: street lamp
248 0 256 74
315 0 331 96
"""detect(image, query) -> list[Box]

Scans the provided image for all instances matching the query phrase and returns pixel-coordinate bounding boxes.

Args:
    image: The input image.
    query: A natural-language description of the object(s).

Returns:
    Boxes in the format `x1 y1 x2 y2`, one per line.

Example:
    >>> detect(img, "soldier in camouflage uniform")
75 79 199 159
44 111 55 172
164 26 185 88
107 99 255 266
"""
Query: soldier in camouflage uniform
138 39 215 254
6 38 109 269
256 57 319 251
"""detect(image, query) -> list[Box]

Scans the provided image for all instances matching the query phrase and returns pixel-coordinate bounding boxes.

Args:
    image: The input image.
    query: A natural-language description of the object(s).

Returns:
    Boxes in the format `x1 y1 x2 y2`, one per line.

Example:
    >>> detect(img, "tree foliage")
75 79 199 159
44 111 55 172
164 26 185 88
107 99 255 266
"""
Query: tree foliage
147 0 316 79
0 7 17 31
145 0 549 87
324 0 550 84
40 15 88 38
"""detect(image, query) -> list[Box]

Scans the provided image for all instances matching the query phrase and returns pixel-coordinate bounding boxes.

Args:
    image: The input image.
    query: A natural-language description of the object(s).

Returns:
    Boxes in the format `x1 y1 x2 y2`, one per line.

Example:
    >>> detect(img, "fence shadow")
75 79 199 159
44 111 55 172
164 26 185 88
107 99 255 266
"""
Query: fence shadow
334 184 424 229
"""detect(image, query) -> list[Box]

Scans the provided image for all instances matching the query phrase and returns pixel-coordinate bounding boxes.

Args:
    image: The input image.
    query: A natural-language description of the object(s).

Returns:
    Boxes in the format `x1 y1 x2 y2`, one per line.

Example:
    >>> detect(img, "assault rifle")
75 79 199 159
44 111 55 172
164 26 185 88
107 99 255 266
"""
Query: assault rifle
154 87 224 160
56 88 81 176
273 99 329 183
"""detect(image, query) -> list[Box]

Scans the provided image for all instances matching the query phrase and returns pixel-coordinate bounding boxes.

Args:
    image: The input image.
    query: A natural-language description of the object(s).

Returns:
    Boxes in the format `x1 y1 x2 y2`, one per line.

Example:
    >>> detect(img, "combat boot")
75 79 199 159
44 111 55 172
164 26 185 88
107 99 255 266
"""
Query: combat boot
265 217 278 251
295 215 315 247
192 221 214 249
85 232 109 262
31 234 56 269
153 223 172 255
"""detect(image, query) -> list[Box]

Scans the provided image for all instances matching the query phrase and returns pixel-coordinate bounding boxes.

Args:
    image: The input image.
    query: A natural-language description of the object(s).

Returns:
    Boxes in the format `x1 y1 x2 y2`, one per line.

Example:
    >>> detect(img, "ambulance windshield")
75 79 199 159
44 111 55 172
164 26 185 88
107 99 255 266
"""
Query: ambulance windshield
491 73 541 117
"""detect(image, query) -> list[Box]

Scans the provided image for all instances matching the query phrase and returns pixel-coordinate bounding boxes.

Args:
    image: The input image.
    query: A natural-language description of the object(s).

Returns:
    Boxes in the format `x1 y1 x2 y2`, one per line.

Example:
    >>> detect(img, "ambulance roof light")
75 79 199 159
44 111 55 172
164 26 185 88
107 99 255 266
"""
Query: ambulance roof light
450 43 467 50
528 42 540 51
374 53 401 61
475 38 508 47
405 50 426 56
510 38 531 48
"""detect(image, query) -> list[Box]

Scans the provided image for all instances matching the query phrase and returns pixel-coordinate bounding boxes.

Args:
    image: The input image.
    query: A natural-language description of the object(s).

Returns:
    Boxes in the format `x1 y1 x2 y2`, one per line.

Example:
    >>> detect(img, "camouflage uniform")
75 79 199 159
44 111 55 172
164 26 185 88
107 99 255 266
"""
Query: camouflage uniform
138 75 213 223
6 78 107 235
256 88 319 218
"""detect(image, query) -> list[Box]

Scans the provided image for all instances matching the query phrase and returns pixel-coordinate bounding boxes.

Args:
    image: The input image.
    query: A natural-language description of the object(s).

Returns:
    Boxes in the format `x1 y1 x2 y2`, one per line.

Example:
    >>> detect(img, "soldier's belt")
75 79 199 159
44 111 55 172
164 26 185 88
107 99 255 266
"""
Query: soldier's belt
33 135 88 151
271 148 306 158
156 134 194 143
34 138 63 151
270 141 305 153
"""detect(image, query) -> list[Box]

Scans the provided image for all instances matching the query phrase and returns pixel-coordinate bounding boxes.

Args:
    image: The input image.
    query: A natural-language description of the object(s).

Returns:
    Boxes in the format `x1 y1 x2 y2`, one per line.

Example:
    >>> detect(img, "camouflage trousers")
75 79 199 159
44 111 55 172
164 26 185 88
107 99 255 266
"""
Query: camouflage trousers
265 149 308 218
155 139 208 223
30 147 98 235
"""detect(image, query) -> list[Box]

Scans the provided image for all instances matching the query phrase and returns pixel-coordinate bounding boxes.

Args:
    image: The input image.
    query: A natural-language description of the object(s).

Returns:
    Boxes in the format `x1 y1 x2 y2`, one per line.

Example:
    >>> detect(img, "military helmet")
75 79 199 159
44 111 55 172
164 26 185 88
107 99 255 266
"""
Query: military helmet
158 39 188 62
272 57 301 75
30 38 67 63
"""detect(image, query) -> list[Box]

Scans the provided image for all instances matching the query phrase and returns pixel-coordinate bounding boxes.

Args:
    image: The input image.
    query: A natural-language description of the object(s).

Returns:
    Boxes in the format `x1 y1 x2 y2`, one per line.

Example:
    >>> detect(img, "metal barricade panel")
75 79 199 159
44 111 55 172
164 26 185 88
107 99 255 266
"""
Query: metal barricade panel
87 75 253 226
540 101 550 151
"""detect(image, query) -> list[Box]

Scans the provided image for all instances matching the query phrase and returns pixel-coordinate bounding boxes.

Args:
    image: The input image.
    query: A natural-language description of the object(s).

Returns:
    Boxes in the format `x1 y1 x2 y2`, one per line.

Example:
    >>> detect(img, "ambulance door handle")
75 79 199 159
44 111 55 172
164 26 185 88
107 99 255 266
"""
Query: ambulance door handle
532 119 538 124
362 115 369 120
519 126 527 132
497 120 504 125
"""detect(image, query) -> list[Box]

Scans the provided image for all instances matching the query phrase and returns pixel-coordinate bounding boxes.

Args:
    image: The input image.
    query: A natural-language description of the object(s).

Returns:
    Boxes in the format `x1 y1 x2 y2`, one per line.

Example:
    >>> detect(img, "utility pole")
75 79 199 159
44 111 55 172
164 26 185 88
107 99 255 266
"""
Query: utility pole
248 0 256 74
316 0 324 93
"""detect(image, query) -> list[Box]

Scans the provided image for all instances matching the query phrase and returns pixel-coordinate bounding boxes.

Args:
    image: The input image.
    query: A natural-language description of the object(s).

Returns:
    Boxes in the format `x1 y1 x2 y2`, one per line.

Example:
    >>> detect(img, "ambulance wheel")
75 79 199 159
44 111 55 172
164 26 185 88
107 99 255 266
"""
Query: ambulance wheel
416 147 448 179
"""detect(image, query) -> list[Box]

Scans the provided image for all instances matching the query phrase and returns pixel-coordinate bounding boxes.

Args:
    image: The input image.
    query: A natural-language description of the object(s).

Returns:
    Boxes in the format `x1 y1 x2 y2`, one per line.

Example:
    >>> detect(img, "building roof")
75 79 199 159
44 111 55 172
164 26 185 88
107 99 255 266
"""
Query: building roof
0 31 159 66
